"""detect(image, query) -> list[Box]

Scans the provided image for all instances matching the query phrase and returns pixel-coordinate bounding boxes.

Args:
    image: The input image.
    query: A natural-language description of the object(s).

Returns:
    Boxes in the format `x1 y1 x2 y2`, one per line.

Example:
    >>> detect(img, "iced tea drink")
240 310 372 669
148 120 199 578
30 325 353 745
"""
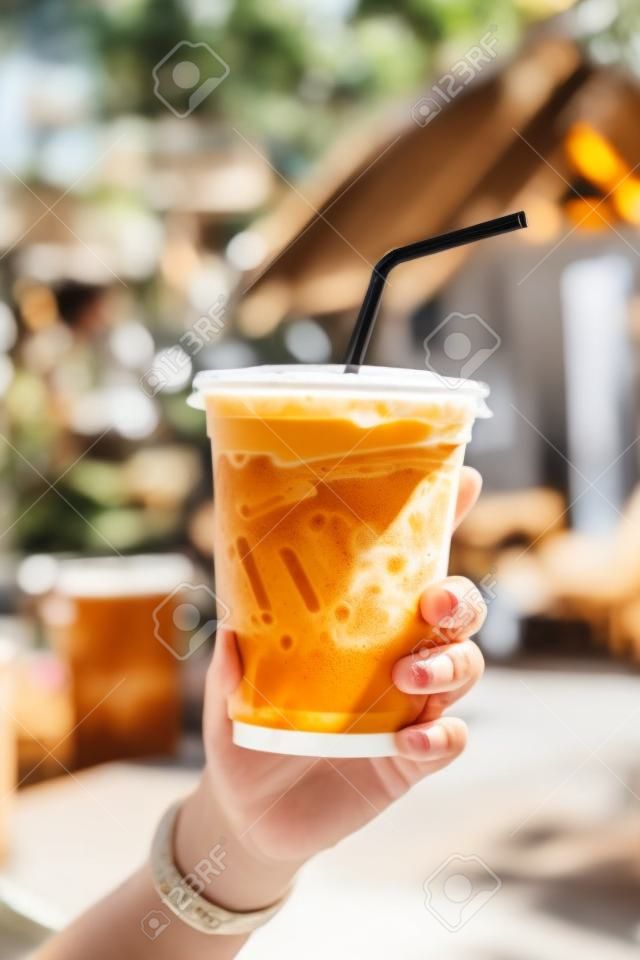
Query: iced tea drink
192 366 489 756
42 555 193 766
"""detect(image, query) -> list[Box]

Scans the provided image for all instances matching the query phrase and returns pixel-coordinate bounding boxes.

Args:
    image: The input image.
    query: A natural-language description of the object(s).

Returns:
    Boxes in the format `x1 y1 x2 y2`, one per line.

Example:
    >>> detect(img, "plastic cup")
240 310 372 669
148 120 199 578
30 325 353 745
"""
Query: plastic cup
41 554 193 766
190 365 490 757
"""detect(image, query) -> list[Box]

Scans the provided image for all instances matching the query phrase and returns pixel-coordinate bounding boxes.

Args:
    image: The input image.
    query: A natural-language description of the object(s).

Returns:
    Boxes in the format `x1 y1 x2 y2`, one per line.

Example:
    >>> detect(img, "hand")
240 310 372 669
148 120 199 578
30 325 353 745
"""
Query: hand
176 467 486 913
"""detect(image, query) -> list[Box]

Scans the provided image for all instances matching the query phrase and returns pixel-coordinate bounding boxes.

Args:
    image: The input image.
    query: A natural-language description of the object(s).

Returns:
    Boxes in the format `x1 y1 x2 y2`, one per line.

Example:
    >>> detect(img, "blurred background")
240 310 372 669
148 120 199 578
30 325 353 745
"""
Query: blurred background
0 0 639 957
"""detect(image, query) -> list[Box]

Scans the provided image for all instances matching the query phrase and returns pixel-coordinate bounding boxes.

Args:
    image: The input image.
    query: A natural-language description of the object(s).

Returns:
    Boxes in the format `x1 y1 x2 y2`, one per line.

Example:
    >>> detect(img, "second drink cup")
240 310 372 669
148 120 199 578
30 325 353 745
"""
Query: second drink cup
191 364 489 757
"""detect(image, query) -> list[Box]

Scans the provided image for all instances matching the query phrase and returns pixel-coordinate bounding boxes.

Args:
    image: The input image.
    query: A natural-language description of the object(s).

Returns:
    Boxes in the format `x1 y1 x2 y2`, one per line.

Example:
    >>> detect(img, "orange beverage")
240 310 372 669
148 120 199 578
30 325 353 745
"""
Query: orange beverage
191 366 489 757
42 555 193 767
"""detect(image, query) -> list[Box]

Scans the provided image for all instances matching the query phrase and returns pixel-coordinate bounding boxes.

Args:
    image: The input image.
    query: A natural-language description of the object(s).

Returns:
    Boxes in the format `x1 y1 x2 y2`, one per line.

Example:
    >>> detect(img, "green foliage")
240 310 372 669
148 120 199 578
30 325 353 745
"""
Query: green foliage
3 0 526 159
582 0 640 74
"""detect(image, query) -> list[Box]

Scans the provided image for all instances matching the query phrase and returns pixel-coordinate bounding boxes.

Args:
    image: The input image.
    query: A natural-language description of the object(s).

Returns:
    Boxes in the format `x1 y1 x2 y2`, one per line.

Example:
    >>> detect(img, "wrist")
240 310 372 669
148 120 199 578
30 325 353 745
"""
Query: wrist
173 776 298 914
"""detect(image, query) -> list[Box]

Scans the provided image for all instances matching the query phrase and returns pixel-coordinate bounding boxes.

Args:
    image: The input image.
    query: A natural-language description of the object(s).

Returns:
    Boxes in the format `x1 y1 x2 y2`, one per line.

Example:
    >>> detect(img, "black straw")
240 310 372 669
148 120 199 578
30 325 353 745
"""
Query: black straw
343 211 527 372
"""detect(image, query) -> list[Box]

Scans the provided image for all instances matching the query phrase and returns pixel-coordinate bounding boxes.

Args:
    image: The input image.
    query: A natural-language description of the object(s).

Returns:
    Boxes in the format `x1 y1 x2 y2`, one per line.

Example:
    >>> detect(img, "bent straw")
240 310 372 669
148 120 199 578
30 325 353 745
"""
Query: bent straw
343 211 527 373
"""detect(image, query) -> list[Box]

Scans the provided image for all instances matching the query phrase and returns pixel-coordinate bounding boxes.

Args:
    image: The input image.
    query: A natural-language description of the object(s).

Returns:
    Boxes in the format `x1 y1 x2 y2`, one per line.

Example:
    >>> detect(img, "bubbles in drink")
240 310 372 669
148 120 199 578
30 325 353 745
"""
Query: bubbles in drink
309 513 326 531
280 634 293 650
353 528 375 551
386 555 406 574
409 512 424 533
334 603 350 623
261 612 273 625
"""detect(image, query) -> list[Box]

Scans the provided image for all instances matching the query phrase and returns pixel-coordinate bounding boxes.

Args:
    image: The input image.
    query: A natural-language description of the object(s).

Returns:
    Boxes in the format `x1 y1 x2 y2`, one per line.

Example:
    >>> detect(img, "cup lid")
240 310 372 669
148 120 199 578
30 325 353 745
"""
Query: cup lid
189 364 490 416
53 554 194 598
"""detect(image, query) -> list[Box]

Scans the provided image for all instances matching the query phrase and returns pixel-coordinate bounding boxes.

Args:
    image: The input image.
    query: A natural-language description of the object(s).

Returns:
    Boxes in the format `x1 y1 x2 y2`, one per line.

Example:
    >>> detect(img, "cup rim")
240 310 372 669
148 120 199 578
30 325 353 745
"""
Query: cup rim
51 554 195 598
189 364 490 413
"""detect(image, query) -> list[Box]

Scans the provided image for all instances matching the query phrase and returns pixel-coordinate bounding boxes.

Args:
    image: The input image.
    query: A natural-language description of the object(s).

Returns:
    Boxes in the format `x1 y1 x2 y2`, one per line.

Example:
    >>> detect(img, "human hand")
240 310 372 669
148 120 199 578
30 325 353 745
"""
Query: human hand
176 467 486 913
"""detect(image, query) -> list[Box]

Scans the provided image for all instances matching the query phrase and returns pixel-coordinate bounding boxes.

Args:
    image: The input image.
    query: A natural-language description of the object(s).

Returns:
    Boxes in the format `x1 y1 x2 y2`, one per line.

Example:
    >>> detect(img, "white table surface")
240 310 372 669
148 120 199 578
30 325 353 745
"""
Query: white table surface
2 662 639 959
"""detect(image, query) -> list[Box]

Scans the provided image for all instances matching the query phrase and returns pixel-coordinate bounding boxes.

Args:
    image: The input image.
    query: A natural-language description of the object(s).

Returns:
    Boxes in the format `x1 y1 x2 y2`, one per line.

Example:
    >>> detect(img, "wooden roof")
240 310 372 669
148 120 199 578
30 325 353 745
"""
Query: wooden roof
237 35 640 332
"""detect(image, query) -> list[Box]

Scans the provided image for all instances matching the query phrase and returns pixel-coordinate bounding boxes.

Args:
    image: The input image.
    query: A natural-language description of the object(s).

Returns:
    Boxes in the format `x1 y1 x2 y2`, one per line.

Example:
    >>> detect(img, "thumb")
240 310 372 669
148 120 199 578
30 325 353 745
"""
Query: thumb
204 627 242 734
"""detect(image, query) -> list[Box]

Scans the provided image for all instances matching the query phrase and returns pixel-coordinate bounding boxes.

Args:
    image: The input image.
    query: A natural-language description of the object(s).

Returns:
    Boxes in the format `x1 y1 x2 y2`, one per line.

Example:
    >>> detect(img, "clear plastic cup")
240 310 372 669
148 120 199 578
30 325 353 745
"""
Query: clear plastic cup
41 554 193 765
190 365 490 757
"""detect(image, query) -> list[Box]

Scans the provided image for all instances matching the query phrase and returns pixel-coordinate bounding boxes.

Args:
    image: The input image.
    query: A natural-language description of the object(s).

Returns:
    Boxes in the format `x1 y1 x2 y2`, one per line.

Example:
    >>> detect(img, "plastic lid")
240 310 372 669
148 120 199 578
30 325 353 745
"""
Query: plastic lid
54 554 194 598
189 364 490 415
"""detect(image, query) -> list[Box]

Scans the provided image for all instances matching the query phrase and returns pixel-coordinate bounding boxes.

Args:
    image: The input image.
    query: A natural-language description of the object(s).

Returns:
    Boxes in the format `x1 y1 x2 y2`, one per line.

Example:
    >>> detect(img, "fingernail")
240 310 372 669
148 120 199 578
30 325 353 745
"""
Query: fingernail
411 660 432 687
408 725 450 755
424 651 454 684
408 729 431 753
435 589 458 623
412 651 453 687
444 590 459 613
422 724 450 754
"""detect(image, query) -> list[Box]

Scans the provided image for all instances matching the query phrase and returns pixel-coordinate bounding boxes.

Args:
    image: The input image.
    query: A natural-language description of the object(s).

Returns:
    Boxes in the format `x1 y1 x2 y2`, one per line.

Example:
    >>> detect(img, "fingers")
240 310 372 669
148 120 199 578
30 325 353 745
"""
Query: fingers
394 577 486 728
419 575 487 643
395 638 484 725
453 466 482 530
392 638 485 695
395 716 468 762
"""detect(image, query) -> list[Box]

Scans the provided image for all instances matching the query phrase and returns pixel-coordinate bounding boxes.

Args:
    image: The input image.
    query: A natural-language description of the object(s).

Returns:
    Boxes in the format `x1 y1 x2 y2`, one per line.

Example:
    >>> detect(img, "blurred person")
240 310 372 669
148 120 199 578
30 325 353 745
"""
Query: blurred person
36 469 486 960
12 281 128 438
46 282 126 410
55 282 112 336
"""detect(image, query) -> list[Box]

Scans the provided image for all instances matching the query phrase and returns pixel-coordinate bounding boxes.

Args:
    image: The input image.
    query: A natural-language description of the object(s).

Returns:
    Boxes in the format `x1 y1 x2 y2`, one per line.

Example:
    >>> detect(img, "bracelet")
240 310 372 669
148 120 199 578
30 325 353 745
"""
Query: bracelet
150 800 288 936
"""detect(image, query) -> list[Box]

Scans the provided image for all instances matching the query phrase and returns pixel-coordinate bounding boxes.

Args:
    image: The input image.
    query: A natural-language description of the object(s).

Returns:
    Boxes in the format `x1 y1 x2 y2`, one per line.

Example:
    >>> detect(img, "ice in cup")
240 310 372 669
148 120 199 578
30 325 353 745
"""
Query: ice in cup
41 555 193 767
190 365 489 757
